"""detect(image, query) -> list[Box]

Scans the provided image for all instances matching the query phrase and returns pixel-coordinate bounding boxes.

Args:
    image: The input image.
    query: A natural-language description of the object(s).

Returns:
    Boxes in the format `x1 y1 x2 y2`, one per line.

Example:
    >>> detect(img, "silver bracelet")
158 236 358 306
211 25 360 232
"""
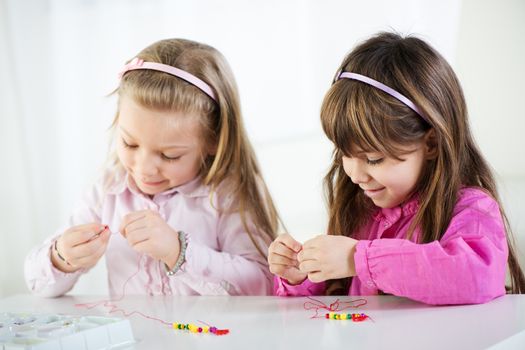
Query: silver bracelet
165 231 187 276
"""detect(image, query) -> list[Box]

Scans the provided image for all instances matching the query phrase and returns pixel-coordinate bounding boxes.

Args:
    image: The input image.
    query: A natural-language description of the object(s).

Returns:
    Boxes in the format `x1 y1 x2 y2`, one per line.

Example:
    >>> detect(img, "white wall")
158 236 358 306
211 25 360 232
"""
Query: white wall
456 0 525 266
1 0 523 296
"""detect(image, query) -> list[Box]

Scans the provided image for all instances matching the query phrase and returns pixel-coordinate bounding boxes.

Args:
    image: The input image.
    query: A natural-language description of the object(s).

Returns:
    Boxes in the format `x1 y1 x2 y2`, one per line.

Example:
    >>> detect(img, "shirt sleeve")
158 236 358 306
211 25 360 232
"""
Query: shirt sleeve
24 181 103 297
173 209 274 295
273 275 325 296
354 191 508 305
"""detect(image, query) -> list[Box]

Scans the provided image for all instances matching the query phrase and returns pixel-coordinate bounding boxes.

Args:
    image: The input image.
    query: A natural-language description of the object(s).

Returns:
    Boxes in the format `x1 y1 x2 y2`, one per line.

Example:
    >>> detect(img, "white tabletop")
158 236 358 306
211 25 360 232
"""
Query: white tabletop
1 294 524 349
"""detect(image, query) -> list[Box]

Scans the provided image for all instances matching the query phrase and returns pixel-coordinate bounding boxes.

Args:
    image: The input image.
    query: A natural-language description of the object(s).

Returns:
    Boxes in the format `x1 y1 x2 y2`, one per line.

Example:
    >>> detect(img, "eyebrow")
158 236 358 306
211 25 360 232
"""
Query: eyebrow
120 127 191 149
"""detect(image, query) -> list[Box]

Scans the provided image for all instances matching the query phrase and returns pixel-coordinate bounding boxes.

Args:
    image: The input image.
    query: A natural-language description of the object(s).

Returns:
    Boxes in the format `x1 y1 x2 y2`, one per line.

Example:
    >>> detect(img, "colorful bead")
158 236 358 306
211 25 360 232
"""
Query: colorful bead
325 312 369 322
171 323 228 335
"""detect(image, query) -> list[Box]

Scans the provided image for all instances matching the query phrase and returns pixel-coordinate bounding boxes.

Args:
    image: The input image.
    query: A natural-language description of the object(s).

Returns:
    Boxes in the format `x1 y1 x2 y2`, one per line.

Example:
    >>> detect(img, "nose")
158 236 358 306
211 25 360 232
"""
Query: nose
342 157 370 184
135 151 159 178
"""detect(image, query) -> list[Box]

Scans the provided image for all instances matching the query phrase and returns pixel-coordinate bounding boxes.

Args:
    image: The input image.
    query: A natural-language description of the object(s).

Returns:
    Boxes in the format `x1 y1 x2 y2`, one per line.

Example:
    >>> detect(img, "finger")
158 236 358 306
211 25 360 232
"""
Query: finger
299 260 320 274
269 263 295 276
268 253 298 267
120 211 149 233
125 227 150 246
86 225 111 243
67 223 106 234
62 227 105 247
276 234 302 253
123 219 148 236
297 246 317 262
130 239 151 254
302 235 324 249
307 272 327 283
271 242 299 260
69 235 107 259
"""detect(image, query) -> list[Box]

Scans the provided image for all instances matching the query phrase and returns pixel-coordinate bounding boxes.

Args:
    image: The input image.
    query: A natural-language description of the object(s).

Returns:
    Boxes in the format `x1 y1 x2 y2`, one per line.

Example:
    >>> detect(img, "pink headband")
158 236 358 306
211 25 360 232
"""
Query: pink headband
336 72 427 122
119 57 216 102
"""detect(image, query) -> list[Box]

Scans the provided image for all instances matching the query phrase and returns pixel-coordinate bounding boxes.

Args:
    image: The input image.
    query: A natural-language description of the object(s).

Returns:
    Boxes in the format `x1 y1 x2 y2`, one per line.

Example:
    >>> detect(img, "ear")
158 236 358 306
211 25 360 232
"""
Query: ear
423 129 438 159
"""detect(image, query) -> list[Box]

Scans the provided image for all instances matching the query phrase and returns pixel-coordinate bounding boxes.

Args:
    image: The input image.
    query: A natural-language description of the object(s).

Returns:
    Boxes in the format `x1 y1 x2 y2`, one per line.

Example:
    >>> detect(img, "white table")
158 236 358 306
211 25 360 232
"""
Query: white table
1 294 524 349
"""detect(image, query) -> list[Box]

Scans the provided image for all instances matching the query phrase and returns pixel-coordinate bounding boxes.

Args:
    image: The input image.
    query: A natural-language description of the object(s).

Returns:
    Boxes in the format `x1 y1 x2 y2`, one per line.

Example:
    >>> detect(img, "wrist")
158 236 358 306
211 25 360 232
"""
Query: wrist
285 276 307 285
50 240 77 273
164 231 187 276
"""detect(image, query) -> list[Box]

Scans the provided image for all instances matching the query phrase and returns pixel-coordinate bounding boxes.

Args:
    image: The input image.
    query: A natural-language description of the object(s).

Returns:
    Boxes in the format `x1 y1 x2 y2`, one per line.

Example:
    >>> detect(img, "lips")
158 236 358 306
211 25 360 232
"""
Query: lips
362 187 385 198
362 187 384 192
142 179 166 186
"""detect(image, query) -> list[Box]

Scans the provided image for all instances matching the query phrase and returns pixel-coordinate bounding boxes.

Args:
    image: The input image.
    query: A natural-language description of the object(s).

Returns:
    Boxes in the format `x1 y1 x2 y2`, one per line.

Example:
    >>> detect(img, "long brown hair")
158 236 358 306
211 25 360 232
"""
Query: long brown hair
321 32 524 295
111 38 280 256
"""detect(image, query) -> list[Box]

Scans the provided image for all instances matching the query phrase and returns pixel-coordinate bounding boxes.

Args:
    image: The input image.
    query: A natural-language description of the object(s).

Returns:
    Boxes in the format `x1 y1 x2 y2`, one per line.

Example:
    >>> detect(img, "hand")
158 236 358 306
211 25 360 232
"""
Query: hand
268 233 307 285
120 210 180 268
51 223 110 273
298 235 358 283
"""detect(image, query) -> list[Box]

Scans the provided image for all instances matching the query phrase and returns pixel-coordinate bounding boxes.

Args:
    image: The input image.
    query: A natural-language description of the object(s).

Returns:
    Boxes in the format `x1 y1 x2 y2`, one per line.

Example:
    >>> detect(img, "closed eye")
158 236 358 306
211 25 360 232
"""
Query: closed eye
122 139 138 149
161 154 181 161
366 158 384 165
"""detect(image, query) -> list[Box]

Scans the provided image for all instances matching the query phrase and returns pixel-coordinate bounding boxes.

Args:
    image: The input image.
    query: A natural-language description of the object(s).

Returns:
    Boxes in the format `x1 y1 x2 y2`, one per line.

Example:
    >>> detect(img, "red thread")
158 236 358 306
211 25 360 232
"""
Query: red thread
75 253 229 334
303 296 368 319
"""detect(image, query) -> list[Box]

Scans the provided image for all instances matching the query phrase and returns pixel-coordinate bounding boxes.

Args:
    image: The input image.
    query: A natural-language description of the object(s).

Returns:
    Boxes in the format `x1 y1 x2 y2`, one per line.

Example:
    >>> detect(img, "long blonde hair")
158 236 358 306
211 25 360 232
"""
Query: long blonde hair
110 38 280 256
321 32 524 295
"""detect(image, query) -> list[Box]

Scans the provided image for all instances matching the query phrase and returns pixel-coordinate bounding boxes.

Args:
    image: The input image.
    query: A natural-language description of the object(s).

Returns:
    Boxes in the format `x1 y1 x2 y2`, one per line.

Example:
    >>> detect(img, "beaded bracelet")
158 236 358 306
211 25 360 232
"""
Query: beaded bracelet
53 239 71 266
326 312 369 322
165 231 187 276
172 322 229 335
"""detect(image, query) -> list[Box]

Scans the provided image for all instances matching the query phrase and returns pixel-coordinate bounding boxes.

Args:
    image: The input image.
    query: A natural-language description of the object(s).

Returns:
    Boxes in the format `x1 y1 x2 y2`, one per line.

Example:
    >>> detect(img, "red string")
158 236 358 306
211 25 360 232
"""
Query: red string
303 296 368 319
75 254 228 333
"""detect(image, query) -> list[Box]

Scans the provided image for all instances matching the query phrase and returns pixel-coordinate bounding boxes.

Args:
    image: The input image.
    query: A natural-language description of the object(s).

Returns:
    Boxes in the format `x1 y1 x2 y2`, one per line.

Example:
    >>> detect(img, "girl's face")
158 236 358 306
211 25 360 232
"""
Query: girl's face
116 97 208 196
342 142 427 208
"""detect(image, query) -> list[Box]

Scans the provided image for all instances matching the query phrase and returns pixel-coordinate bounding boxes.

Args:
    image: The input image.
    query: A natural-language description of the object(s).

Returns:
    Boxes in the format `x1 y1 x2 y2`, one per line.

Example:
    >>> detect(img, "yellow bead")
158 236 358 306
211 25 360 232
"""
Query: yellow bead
202 326 209 333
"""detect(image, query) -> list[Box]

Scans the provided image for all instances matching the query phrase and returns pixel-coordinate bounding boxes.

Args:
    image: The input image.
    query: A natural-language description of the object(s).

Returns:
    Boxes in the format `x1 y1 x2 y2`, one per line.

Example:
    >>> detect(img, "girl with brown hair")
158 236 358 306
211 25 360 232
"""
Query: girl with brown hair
269 32 524 304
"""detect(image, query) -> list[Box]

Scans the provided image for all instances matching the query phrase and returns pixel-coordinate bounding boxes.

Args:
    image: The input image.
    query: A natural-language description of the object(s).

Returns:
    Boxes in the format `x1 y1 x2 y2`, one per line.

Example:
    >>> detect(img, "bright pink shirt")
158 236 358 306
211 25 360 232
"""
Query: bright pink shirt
25 170 272 297
274 187 509 305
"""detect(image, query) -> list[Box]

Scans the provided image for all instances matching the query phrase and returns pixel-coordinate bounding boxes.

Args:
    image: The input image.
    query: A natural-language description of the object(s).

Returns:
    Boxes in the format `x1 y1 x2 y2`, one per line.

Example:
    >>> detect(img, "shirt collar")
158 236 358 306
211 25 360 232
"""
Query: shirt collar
373 193 420 223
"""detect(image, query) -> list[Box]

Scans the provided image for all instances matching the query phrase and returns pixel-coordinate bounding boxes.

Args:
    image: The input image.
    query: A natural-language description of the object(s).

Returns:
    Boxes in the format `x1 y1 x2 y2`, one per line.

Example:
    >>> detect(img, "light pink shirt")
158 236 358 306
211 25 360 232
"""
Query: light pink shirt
25 170 273 297
274 187 509 305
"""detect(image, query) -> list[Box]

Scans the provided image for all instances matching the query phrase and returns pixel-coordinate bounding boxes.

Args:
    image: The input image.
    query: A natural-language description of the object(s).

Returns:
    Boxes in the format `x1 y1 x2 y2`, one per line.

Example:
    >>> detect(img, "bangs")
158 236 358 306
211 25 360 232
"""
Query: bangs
320 79 425 159
119 70 216 116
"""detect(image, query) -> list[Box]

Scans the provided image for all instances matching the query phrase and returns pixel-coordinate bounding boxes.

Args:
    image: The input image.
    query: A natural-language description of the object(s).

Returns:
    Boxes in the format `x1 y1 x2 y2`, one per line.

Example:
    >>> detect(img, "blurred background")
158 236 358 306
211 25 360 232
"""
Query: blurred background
1 0 524 296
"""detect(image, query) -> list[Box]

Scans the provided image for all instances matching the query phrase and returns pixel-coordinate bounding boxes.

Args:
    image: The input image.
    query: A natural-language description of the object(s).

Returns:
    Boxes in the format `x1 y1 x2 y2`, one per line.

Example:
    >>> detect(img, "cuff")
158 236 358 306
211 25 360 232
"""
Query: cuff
273 275 325 296
354 240 378 290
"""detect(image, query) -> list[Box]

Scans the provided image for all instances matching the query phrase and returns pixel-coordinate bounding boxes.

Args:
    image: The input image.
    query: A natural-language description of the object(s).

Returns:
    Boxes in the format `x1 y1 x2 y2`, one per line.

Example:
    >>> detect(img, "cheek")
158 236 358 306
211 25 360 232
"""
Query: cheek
341 158 352 177
116 145 133 167
382 162 421 193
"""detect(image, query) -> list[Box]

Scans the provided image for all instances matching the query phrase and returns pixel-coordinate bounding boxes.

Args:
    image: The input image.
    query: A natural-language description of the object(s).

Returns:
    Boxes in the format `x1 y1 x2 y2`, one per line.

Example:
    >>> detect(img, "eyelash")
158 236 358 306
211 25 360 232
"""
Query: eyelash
366 158 384 165
122 139 181 162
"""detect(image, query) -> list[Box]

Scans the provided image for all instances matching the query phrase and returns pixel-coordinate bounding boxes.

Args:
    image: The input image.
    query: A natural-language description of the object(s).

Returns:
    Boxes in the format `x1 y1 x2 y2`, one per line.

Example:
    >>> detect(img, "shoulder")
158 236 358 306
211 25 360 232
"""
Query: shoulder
444 187 505 240
453 187 500 217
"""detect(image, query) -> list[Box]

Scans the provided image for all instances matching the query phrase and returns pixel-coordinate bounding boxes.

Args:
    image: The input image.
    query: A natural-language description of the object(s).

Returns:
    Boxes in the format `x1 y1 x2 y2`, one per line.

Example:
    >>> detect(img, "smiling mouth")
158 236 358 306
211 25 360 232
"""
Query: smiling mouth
362 187 385 197
142 180 166 186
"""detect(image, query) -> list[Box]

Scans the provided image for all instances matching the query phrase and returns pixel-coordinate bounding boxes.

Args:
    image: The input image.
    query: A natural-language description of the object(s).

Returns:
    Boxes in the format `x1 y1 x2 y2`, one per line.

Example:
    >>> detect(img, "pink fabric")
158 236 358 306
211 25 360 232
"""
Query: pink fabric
274 187 509 305
25 170 272 297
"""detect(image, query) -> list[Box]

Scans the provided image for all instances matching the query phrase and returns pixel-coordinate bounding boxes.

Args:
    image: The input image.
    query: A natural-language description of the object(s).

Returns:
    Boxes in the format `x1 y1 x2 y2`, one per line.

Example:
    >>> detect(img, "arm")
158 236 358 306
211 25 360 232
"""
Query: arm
354 192 508 305
178 212 274 295
24 181 105 297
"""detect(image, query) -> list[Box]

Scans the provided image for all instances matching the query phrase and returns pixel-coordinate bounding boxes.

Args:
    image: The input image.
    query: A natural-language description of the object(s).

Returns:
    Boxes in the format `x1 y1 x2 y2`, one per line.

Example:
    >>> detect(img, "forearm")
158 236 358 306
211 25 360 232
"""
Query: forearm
24 241 83 297
354 237 508 305
174 239 272 295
